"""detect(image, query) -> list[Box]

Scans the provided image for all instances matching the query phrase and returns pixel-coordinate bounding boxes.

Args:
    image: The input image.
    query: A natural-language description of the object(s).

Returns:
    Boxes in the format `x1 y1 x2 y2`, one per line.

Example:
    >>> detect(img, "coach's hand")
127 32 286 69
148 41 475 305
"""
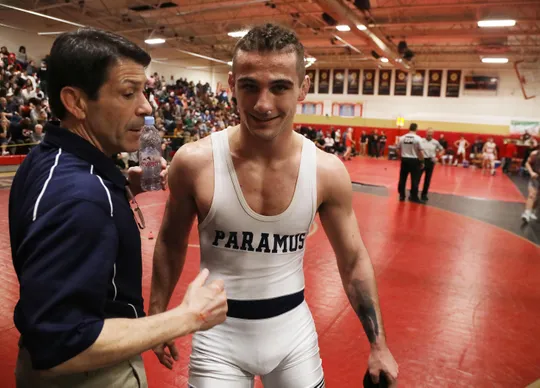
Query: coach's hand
153 269 227 369
368 345 399 387
181 268 228 332
127 157 168 196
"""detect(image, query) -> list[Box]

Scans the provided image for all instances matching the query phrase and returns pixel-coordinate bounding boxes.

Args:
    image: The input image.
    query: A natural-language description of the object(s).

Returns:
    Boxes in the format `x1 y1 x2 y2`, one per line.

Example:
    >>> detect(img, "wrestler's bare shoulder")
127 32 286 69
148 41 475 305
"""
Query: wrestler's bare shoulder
314 146 352 206
169 134 214 177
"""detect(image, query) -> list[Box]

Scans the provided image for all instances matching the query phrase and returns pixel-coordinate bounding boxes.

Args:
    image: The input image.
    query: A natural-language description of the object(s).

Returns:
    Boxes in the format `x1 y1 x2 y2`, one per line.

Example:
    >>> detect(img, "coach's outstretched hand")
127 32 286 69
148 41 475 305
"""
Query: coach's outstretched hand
153 269 228 369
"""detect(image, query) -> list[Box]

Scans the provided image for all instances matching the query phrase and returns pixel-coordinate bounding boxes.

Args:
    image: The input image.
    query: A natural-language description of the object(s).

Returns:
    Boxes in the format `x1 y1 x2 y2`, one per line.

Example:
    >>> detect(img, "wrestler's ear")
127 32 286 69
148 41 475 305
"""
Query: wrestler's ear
298 75 310 102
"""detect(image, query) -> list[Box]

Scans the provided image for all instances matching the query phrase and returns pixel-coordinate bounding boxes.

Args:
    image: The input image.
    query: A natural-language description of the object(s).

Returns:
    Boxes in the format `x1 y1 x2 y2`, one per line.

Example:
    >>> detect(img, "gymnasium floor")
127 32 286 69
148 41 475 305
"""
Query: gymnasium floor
0 156 539 388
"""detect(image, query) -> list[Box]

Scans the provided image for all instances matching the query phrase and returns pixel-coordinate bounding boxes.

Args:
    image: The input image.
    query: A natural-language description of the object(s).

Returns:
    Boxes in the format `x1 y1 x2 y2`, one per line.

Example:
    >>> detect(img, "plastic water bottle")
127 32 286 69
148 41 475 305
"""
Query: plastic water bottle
139 116 162 192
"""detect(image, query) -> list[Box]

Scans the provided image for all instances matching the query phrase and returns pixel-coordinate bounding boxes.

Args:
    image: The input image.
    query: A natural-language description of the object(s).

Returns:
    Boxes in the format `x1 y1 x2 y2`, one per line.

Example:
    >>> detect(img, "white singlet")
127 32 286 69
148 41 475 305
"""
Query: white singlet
483 141 496 161
189 128 325 388
457 139 466 155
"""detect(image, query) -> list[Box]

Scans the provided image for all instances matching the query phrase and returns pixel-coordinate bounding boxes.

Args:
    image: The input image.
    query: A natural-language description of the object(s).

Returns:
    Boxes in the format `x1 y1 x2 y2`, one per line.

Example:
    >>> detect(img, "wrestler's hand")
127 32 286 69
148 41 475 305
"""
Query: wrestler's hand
368 345 399 387
153 340 179 370
180 268 228 332
127 157 168 196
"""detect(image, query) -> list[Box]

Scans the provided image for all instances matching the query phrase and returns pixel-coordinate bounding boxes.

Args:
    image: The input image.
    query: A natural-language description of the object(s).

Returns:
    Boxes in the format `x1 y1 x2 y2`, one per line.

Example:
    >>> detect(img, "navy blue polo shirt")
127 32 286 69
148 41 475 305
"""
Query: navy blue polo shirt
9 123 145 370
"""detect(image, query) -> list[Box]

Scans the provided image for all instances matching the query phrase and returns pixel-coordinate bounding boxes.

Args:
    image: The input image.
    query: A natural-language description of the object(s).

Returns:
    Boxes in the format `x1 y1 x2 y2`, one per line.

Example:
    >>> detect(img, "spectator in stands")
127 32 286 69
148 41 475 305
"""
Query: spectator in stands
30 123 44 143
16 46 28 70
0 115 9 155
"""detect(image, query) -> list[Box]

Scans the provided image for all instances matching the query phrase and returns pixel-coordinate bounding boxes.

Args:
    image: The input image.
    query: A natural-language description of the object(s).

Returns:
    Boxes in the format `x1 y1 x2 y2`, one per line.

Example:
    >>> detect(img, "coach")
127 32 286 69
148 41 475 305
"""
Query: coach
9 28 227 387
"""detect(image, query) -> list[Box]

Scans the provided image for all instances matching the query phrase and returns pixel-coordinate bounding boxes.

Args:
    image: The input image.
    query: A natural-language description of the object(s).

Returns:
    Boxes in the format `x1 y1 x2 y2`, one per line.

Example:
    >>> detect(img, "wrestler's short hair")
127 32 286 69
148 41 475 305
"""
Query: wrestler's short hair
232 23 306 81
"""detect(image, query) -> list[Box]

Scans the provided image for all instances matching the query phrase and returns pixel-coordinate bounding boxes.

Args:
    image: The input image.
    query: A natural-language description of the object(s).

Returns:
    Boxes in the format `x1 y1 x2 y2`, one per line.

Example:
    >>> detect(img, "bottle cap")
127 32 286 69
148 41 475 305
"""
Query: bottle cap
144 116 155 126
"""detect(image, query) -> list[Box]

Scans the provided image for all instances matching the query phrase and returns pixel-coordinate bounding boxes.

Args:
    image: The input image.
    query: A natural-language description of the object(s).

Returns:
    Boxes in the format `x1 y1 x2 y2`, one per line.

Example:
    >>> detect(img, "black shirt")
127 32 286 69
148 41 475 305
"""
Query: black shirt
9 124 144 370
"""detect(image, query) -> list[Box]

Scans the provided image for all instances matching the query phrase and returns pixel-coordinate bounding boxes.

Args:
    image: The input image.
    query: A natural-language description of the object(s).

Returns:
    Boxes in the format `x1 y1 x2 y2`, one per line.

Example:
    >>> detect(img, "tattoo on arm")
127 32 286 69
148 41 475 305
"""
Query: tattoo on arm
350 279 379 344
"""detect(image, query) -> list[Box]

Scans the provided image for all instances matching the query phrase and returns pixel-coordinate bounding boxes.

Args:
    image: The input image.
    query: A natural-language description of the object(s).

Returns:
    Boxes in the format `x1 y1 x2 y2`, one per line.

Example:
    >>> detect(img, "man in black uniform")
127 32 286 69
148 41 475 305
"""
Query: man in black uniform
396 123 425 203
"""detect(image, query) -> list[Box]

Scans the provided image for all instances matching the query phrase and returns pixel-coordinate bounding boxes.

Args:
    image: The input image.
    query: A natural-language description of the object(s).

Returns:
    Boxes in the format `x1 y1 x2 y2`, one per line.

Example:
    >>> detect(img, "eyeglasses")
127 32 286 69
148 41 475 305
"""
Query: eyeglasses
125 186 146 229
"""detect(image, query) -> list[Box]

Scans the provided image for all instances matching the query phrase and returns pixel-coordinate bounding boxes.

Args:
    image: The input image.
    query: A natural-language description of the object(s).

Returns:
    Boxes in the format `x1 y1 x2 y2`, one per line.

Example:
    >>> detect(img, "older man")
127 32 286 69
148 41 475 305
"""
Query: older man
9 28 227 388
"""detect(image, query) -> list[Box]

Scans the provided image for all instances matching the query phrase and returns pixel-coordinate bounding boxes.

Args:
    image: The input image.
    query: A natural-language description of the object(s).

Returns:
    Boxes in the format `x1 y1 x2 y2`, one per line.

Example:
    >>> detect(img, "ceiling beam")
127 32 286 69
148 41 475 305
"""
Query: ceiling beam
373 19 540 29
314 0 411 71
372 0 540 12
389 29 540 40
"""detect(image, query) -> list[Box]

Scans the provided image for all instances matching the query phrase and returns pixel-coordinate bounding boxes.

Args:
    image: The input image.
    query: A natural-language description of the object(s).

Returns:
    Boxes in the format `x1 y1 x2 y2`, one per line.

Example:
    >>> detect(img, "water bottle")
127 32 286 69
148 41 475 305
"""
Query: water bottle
139 116 162 192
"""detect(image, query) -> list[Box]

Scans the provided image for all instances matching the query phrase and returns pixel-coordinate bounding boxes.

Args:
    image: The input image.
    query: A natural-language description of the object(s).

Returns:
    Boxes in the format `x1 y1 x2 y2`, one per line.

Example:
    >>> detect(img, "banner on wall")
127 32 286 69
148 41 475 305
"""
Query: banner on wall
445 70 461 98
411 70 425 96
378 70 391 95
428 70 443 97
331 102 363 118
318 70 330 94
510 121 540 136
347 70 360 94
363 69 375 95
394 70 408 96
333 69 345 94
306 69 316 94
296 102 324 115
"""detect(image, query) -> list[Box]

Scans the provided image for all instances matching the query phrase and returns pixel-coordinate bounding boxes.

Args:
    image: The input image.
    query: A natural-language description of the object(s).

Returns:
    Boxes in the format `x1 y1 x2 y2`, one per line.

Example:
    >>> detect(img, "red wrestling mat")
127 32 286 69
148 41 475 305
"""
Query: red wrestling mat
0 189 539 387
344 157 525 203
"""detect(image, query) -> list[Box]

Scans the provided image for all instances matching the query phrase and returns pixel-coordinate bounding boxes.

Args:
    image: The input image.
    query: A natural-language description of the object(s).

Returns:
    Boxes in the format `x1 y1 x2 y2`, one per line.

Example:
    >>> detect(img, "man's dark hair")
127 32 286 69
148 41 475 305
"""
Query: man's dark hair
48 27 151 119
410 123 418 131
232 23 306 81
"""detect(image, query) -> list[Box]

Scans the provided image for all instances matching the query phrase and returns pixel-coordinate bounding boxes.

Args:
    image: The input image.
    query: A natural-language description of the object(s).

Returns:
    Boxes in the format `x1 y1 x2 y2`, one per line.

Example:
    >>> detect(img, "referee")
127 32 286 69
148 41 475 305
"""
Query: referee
420 128 444 201
396 123 425 203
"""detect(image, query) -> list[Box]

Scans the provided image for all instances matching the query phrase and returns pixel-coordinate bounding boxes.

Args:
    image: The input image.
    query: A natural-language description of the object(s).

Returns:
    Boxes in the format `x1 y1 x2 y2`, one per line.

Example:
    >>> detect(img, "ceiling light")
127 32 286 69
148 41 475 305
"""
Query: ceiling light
0 3 85 27
381 57 389 63
481 57 509 63
357 24 367 31
228 30 248 38
477 19 516 28
336 25 351 32
37 31 66 36
145 38 166 44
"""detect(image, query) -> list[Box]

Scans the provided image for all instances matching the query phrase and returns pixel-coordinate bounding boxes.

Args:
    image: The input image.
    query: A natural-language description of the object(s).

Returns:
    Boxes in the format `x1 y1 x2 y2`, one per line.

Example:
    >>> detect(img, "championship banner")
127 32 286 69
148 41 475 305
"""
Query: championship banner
363 69 375 95
347 69 360 94
394 70 408 96
510 121 540 136
428 70 443 97
378 70 391 96
411 70 425 96
332 69 345 94
318 70 330 94
306 69 316 94
446 70 461 98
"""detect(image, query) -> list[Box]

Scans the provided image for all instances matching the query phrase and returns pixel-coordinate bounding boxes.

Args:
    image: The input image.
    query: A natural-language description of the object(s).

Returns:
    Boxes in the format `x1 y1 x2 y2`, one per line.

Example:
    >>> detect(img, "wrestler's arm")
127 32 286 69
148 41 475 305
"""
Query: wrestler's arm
526 151 538 178
317 152 398 383
149 142 205 316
